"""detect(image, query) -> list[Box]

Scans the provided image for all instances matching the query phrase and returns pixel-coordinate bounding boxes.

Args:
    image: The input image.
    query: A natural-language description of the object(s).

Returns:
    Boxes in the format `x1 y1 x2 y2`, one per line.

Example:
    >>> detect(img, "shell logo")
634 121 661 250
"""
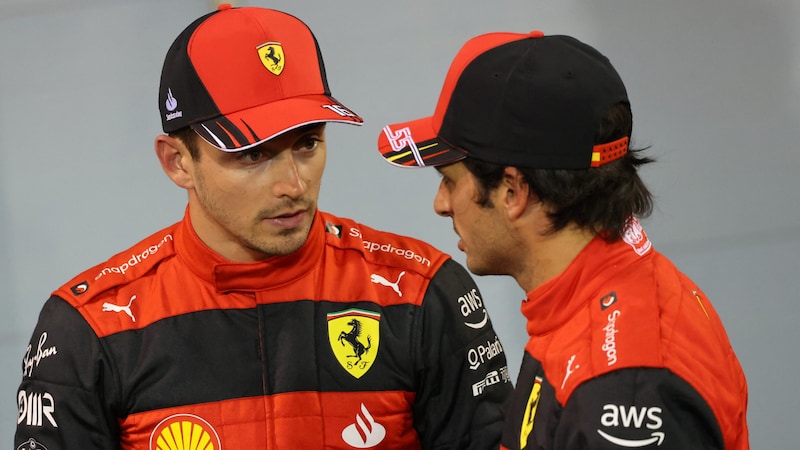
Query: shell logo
149 414 221 450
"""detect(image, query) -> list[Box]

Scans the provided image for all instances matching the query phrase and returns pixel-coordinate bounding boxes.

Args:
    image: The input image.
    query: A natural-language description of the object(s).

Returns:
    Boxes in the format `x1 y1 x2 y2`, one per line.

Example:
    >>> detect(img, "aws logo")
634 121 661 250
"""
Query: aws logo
458 288 488 329
598 404 665 447
328 309 381 379
150 414 221 450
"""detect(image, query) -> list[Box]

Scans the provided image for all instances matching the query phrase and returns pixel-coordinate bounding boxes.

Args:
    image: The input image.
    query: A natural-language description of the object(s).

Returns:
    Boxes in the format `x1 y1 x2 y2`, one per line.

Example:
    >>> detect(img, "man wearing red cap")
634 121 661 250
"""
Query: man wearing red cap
377 31 749 449
14 5 511 449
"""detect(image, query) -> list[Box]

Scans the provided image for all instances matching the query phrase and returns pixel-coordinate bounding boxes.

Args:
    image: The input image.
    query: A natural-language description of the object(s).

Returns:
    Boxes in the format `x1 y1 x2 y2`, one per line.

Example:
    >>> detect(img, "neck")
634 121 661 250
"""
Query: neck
187 198 268 263
513 223 596 293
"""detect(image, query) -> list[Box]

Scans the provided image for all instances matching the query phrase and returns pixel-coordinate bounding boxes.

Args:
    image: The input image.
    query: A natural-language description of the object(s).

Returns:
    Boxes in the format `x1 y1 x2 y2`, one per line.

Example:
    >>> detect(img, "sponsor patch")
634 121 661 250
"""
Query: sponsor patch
17 438 49 450
94 234 173 281
328 309 381 379
370 271 405 297
602 310 621 366
349 227 432 267
101 294 138 322
70 281 89 296
599 291 617 310
467 335 503 370
598 404 665 447
149 414 221 450
622 217 652 256
18 390 57 427
519 376 543 448
471 366 511 397
458 288 488 329
341 403 386 448
325 222 342 238
23 332 58 378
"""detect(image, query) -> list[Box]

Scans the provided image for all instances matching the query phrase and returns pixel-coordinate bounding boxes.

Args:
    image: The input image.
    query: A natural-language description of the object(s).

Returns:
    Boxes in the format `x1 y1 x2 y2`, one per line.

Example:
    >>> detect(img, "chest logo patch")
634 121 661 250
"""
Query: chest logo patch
328 309 381 379
149 414 221 450
370 271 405 297
519 375 543 448
341 403 386 448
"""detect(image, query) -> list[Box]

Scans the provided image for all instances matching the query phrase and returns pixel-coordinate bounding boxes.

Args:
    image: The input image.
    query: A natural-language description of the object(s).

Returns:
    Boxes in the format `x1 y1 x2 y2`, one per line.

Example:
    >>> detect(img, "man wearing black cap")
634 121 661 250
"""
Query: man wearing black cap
14 5 512 449
377 31 750 449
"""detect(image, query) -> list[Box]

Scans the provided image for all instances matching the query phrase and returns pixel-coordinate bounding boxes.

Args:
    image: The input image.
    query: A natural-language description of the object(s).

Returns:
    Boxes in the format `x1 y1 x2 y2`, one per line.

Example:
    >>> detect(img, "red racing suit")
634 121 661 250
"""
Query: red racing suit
500 219 749 449
16 209 512 449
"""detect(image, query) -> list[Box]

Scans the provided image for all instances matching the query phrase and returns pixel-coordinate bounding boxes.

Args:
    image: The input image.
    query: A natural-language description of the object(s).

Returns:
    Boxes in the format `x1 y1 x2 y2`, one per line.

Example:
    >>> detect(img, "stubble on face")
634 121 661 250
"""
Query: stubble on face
193 167 317 259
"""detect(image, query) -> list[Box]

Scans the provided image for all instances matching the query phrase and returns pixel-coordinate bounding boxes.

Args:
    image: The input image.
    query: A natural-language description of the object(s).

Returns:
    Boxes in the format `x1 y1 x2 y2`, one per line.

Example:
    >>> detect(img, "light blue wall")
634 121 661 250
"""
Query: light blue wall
2 0 797 446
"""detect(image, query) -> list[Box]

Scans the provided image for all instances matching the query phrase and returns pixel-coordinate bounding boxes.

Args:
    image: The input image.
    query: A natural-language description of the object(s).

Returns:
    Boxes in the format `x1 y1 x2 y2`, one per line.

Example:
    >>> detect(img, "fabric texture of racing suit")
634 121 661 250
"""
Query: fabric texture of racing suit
15 208 513 449
500 219 749 449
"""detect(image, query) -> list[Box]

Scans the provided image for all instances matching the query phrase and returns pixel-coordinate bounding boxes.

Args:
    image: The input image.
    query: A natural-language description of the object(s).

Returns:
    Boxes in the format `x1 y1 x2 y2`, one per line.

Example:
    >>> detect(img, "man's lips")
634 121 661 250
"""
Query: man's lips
264 209 306 229
453 225 464 252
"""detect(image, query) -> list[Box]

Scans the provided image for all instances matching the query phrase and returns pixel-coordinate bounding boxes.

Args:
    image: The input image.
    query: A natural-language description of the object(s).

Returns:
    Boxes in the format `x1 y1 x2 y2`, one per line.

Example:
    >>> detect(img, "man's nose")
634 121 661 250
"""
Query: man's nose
272 153 307 199
433 181 451 218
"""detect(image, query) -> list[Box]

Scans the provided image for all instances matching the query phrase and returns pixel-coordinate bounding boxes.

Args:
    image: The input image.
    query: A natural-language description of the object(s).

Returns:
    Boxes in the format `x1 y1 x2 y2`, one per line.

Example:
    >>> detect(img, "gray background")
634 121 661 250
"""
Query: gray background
1 0 797 447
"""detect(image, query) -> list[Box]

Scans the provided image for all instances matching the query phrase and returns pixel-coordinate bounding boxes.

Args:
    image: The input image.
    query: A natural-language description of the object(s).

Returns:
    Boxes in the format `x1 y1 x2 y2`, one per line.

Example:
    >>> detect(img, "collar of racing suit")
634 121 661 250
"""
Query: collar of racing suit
521 235 648 337
174 206 325 293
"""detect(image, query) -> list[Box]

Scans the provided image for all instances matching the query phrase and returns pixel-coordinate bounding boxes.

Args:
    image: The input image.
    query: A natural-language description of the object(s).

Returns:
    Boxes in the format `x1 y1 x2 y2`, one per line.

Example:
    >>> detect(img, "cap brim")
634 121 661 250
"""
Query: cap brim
377 116 466 168
192 94 363 151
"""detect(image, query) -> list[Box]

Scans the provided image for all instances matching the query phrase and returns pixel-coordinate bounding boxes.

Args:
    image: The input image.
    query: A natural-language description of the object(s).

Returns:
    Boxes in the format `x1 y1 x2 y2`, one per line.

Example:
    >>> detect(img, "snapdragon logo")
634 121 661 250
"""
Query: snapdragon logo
350 227 431 266
602 310 621 366
94 234 173 280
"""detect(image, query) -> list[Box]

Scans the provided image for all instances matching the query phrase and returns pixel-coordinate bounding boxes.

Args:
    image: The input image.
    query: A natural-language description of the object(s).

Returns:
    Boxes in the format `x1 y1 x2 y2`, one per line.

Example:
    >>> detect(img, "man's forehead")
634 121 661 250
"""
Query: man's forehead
237 122 326 152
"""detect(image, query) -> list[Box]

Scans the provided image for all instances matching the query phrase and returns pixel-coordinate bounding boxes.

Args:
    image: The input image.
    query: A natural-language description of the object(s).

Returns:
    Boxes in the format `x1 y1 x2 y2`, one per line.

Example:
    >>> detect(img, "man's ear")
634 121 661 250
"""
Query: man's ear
501 167 532 220
154 134 195 190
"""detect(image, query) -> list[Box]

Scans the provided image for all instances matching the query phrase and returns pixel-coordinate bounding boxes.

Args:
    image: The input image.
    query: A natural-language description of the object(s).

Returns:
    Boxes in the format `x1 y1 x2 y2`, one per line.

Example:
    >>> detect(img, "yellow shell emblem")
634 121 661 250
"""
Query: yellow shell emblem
328 309 381 379
519 376 543 449
257 42 285 75
150 414 221 450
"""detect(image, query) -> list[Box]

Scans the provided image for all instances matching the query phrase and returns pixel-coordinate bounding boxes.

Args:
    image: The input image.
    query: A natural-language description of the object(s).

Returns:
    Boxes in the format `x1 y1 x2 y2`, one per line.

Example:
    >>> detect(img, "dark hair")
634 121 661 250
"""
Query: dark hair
169 127 201 161
463 102 654 241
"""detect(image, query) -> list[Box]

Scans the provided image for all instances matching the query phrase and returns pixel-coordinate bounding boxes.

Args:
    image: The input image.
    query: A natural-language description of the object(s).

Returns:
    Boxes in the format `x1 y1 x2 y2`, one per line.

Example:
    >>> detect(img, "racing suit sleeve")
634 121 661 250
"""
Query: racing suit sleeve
15 296 121 449
412 259 513 449
555 367 727 449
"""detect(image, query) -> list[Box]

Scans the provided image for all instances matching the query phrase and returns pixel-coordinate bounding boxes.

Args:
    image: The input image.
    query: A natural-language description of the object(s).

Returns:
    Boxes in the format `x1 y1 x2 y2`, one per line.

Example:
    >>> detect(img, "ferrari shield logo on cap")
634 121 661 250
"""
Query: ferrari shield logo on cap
328 309 380 379
257 42 285 75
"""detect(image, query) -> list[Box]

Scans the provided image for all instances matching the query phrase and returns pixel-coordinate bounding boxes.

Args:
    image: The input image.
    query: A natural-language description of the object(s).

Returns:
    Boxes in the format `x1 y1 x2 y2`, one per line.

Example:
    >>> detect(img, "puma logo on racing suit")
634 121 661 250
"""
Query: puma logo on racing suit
370 272 405 297
102 295 137 322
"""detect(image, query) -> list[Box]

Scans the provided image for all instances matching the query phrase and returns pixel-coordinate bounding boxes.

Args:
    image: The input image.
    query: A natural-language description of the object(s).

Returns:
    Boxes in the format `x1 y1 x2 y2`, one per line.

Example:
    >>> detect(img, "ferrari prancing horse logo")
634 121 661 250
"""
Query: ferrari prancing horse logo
257 42 285 75
328 309 381 379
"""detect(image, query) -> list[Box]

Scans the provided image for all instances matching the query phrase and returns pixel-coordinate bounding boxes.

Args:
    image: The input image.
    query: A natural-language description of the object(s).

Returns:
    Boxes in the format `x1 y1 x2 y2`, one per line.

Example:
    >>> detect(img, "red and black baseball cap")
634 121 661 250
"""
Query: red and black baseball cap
159 4 363 151
377 31 629 169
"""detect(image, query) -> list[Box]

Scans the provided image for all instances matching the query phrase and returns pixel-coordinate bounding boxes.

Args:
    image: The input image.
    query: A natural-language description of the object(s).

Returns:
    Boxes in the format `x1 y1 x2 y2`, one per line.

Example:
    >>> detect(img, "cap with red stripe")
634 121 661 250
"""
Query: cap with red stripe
377 31 629 169
159 4 362 151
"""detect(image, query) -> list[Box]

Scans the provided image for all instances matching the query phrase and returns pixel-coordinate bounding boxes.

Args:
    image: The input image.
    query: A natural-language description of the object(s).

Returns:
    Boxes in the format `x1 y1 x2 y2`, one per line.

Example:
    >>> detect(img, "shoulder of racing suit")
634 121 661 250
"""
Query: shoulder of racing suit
319 211 450 281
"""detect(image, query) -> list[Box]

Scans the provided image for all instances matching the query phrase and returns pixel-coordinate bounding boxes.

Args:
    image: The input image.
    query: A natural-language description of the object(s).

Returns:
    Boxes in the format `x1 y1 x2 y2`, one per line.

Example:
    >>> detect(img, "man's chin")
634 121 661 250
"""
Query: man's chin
255 222 313 257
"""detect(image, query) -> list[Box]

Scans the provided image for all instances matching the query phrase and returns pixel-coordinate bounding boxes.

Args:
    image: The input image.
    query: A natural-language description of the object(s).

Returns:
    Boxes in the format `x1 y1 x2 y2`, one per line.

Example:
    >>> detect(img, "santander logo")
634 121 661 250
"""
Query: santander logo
341 403 386 448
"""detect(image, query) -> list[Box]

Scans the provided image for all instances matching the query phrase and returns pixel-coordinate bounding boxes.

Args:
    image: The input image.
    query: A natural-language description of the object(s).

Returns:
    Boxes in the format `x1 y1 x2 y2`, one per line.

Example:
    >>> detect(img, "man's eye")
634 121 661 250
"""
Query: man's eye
299 137 321 151
238 150 264 162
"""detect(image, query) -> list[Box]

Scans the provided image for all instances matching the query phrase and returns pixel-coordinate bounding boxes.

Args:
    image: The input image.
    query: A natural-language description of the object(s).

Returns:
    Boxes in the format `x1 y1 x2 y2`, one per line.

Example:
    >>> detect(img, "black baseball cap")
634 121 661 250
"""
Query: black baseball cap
377 31 629 169
159 4 363 151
